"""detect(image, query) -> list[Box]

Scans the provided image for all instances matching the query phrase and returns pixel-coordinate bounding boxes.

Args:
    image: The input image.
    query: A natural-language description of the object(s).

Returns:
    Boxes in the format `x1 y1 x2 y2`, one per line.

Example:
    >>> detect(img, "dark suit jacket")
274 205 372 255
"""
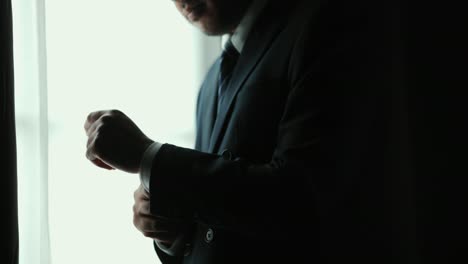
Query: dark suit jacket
149 1 319 263
147 0 468 263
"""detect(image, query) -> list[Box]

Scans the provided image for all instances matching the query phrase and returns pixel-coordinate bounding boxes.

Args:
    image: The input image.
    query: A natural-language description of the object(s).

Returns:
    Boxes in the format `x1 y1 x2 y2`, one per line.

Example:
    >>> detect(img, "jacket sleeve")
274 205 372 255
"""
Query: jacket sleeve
148 67 331 237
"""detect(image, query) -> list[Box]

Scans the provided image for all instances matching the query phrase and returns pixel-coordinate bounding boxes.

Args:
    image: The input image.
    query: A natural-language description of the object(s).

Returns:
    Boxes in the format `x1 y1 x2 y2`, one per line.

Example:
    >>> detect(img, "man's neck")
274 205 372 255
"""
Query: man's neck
227 0 268 53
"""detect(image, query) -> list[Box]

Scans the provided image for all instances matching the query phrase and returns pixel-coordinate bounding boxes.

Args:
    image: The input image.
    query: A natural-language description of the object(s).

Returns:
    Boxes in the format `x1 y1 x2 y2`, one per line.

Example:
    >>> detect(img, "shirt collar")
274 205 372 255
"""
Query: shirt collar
225 0 268 53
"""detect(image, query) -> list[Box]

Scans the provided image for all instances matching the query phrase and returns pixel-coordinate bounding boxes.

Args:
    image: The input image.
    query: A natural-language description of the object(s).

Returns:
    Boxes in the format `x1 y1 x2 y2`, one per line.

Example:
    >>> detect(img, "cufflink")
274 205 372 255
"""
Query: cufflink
205 228 214 243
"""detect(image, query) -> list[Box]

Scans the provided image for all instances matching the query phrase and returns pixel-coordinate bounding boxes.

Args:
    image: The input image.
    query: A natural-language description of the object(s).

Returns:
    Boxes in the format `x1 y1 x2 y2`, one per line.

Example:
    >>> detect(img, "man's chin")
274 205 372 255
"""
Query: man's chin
199 28 223 36
194 21 234 36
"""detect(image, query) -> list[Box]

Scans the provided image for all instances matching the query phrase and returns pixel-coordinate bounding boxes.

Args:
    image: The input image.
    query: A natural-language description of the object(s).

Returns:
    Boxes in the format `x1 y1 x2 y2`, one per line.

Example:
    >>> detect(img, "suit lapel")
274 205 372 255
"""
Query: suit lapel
198 58 221 151
208 1 288 153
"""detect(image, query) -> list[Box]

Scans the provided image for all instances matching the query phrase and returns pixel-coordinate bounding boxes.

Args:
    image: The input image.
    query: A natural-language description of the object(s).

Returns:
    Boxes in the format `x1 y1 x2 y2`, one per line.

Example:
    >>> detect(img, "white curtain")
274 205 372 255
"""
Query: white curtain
12 0 220 263
12 0 51 263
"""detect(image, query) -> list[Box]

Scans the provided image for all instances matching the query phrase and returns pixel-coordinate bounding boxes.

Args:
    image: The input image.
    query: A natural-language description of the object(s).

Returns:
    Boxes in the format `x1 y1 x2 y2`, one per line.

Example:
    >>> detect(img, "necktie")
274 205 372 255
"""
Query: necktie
217 39 239 112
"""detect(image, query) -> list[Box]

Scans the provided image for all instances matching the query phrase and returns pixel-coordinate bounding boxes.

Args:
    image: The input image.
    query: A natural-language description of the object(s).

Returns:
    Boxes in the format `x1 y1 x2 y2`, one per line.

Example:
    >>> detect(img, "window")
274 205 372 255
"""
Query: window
13 0 220 263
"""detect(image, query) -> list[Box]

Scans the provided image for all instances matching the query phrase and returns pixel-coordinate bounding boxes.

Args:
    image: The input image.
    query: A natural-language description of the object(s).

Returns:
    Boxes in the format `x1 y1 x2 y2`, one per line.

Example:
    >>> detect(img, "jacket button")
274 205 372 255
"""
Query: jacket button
221 149 233 161
205 228 214 243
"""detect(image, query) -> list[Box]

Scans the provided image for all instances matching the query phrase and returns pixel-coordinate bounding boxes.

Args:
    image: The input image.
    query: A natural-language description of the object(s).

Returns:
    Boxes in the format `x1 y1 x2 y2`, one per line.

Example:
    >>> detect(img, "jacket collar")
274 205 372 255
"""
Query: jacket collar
229 0 268 53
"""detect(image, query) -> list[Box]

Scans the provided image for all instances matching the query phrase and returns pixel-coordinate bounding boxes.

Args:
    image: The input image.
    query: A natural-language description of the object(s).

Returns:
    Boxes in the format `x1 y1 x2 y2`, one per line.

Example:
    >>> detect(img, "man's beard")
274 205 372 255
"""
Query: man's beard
203 0 254 35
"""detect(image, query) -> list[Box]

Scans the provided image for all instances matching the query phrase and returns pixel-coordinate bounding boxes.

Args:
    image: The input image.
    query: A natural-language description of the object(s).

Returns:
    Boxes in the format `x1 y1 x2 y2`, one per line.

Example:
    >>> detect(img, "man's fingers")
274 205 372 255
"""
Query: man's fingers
84 110 107 131
85 126 114 170
85 113 113 136
134 215 161 233
133 199 151 216
91 158 114 170
86 130 96 149
87 110 107 124
134 185 150 201
132 187 183 242
85 144 114 170
134 213 181 233
85 119 100 137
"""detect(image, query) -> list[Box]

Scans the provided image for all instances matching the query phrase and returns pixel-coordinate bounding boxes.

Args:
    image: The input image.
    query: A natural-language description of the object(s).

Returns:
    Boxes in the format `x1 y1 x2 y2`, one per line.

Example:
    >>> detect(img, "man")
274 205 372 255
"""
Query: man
85 0 320 262
84 0 411 263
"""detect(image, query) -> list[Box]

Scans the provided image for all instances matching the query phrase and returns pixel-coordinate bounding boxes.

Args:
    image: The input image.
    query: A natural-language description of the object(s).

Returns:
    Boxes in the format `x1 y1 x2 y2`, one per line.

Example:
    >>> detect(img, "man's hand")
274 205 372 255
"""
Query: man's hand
133 184 182 246
84 110 154 173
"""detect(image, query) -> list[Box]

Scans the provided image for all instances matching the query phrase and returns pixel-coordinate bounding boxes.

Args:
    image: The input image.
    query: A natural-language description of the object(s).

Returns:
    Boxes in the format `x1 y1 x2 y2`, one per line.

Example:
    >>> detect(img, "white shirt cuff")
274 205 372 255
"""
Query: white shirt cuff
139 141 163 193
